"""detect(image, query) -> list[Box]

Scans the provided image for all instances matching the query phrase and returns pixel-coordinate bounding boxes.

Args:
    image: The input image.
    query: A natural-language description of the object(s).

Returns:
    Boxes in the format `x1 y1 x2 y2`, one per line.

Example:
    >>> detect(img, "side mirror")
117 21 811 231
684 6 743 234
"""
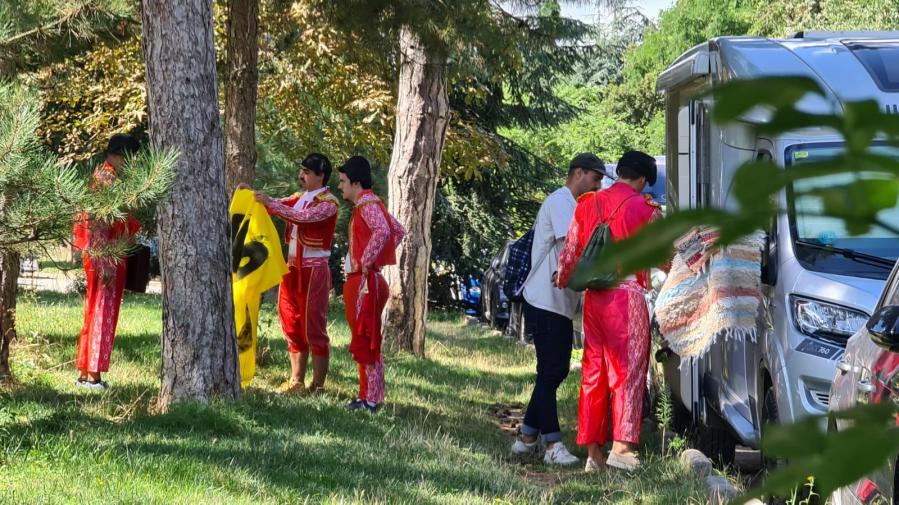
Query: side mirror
866 305 899 352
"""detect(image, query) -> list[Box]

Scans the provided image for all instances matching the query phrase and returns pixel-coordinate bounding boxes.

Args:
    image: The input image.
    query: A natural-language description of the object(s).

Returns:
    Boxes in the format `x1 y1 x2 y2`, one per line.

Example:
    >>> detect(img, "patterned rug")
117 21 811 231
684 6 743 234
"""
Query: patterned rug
654 231 765 362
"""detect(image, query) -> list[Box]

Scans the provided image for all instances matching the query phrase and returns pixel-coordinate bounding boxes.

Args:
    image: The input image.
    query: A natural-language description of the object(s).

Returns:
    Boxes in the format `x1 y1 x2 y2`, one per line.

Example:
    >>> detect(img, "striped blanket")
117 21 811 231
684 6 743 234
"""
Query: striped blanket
654 231 764 362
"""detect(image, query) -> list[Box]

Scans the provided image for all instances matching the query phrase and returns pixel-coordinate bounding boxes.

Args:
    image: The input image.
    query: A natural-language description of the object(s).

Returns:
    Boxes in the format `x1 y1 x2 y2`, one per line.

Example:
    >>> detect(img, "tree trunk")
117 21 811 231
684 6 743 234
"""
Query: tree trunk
383 26 449 357
223 0 258 194
0 62 17 382
141 0 240 409
0 251 18 382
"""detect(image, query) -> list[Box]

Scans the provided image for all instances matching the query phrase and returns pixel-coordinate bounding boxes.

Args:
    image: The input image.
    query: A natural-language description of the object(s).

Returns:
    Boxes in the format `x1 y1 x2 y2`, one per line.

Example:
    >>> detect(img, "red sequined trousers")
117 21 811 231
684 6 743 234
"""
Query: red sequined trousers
76 255 127 373
278 259 331 357
344 271 388 403
577 281 651 447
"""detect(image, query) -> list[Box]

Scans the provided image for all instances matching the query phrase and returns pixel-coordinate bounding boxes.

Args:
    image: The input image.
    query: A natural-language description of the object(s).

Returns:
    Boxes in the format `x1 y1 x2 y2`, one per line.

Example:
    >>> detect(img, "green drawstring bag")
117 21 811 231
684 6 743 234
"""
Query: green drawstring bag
568 194 636 292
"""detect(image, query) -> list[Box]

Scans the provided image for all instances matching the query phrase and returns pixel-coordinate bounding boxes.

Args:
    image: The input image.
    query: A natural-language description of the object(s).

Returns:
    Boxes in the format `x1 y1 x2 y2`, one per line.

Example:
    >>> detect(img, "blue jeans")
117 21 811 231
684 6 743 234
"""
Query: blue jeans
520 302 573 444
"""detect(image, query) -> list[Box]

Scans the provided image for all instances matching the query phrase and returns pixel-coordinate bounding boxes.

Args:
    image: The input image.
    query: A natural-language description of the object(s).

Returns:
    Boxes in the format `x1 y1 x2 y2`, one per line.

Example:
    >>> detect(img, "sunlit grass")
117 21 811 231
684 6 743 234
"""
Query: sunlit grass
1 290 708 504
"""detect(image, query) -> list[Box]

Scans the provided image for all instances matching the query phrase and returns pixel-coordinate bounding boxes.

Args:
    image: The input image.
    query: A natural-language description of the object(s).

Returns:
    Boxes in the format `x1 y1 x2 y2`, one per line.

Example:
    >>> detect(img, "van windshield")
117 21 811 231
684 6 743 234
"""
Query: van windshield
786 143 899 279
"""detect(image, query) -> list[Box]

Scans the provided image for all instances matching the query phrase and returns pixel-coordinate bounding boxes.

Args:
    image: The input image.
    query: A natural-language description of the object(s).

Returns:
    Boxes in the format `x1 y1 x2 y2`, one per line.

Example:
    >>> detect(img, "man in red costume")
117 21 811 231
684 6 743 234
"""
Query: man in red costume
251 153 339 395
556 150 662 472
72 134 142 390
337 156 405 412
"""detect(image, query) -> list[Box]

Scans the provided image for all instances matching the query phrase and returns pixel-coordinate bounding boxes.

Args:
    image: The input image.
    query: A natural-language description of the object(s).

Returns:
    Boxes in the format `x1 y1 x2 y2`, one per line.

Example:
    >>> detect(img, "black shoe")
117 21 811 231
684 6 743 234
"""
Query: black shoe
362 401 380 413
346 399 365 410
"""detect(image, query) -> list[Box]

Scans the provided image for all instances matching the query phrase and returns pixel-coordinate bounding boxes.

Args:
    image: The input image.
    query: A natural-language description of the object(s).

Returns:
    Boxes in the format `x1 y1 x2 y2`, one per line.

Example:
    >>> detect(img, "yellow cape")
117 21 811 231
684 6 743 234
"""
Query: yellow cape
229 189 288 389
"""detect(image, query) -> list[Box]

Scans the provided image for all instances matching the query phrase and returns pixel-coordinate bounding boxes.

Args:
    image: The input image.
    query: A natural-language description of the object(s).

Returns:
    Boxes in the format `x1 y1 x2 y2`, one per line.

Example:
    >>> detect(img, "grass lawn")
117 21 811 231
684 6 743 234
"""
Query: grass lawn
1 290 709 504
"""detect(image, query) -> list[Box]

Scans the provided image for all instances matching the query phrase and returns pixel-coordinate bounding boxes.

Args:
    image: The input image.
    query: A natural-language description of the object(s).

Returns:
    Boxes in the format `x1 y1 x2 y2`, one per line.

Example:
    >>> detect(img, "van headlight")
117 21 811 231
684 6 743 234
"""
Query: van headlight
791 296 868 344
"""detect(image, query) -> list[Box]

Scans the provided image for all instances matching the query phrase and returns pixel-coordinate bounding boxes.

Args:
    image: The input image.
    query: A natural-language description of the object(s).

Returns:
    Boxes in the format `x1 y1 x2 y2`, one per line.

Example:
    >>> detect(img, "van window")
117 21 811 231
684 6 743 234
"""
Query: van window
846 42 899 92
786 143 899 279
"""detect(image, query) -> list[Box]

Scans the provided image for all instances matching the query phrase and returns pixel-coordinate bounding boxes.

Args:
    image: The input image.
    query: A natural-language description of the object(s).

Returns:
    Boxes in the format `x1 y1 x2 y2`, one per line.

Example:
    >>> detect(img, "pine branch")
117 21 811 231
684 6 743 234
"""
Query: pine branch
0 0 136 73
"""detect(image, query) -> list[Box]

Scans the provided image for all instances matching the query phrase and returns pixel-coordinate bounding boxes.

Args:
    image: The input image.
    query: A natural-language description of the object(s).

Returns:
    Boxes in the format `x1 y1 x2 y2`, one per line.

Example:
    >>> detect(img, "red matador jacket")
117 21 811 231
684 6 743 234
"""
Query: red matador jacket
557 182 661 290
347 190 406 364
271 189 340 264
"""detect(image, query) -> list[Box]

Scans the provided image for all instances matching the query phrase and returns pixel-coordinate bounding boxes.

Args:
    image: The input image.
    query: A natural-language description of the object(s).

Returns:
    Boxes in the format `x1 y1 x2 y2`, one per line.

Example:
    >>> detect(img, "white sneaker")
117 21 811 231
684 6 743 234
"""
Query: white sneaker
544 442 580 466
511 438 539 456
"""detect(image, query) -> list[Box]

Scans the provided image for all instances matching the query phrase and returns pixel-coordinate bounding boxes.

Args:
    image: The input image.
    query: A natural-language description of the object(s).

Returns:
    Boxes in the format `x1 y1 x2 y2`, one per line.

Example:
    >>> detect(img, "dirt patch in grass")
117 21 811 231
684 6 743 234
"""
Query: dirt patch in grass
521 469 569 488
489 402 525 436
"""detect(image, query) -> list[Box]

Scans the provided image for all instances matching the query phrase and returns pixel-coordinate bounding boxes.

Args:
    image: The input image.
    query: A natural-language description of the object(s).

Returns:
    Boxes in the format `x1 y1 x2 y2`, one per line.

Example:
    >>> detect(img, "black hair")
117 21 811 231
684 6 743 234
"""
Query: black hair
616 150 657 186
301 152 332 182
107 134 140 157
338 156 373 189
616 165 642 181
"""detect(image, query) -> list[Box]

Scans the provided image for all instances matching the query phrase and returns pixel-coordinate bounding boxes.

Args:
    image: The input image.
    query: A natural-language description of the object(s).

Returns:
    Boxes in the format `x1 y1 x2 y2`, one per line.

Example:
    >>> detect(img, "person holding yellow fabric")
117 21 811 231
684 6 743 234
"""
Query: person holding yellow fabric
249 153 339 395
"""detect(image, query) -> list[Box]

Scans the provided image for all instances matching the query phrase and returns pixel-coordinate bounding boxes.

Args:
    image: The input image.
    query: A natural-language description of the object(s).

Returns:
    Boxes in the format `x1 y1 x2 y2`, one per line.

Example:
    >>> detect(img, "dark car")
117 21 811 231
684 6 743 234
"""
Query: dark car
481 242 513 328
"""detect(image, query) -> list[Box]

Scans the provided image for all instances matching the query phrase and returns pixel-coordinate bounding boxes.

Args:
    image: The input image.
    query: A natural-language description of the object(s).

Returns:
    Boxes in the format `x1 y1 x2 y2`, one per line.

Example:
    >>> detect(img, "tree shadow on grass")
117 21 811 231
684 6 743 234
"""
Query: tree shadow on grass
115 398 541 503
7 292 556 502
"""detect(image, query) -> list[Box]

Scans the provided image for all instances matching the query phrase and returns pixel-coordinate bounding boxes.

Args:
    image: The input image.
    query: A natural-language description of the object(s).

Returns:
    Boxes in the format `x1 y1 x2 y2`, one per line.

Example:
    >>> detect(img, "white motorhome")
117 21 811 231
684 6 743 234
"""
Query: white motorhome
656 32 899 463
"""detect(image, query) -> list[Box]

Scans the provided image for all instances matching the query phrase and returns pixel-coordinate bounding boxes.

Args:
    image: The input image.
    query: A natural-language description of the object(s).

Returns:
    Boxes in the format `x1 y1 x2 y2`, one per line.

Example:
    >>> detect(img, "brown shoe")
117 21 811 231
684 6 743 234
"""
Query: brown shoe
276 380 305 395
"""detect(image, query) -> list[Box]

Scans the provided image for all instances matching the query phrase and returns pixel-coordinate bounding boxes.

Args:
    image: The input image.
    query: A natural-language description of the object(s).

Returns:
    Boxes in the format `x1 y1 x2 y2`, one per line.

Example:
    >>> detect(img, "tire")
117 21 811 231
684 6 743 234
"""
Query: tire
518 308 530 344
488 290 500 328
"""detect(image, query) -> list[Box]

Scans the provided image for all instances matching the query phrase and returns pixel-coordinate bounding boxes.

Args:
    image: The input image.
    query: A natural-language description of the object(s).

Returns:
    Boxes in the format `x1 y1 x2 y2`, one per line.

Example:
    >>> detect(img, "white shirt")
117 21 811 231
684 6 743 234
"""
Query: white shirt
289 186 330 260
522 186 581 319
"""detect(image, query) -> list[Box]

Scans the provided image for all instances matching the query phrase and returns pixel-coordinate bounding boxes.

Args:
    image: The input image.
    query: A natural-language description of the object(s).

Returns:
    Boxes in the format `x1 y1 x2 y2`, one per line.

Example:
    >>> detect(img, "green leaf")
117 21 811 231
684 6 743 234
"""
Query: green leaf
829 402 896 423
761 416 827 459
737 461 818 501
842 100 881 154
755 107 842 136
802 177 899 236
733 403 899 504
710 76 825 124
730 160 784 212
569 209 769 287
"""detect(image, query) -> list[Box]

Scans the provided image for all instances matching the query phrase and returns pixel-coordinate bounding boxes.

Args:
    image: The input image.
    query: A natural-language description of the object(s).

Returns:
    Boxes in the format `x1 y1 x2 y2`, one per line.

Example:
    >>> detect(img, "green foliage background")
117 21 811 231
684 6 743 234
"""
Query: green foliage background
16 0 899 301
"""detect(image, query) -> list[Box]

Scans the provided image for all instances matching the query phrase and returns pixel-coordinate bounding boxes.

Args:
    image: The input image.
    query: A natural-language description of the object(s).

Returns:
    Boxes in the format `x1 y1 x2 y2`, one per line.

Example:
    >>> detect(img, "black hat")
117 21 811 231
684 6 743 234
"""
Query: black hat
569 152 606 175
302 152 332 181
107 134 140 156
338 156 373 189
617 151 657 186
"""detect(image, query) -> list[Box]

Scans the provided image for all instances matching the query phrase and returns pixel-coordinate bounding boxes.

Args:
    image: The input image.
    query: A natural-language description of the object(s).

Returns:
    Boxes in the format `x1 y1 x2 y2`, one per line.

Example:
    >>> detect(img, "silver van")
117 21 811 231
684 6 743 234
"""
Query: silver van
655 32 899 463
